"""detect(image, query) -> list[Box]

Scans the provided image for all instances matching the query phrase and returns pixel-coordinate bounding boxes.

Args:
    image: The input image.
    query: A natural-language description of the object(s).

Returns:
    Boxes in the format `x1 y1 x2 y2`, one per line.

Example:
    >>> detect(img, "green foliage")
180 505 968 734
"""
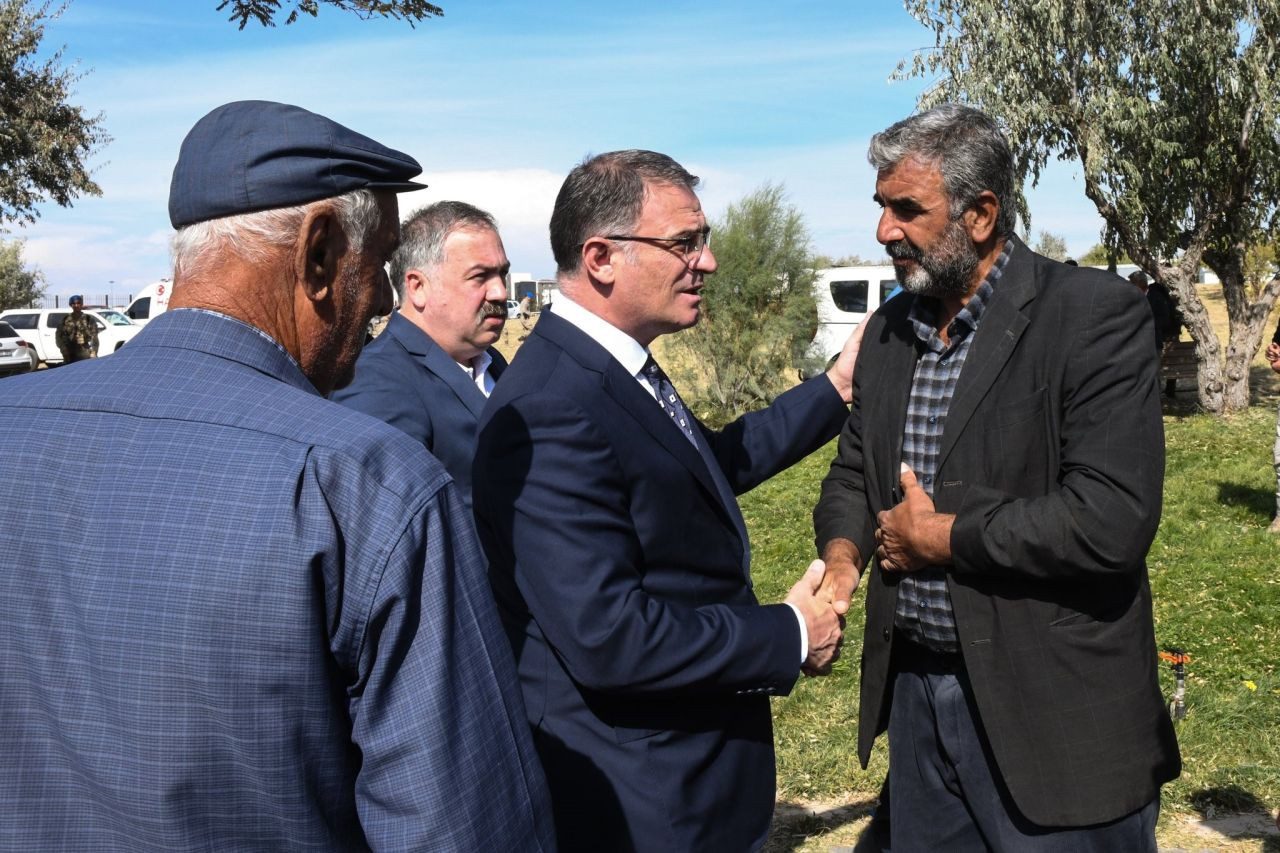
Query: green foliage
812 252 888 268
749 407 1280 831
671 183 819 425
897 0 1280 413
217 0 442 28
1243 241 1277 299
0 236 45 309
1078 241 1134 268
0 0 107 225
1031 230 1068 261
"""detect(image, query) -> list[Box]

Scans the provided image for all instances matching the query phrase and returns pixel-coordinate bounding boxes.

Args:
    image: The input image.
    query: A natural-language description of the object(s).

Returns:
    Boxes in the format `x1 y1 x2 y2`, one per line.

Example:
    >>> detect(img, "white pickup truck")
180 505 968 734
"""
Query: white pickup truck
0 308 140 365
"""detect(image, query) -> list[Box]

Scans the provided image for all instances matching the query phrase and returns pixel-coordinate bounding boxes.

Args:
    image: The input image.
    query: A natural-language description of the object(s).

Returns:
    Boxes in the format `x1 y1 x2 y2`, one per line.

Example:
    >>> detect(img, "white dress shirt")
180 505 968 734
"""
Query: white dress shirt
457 349 497 398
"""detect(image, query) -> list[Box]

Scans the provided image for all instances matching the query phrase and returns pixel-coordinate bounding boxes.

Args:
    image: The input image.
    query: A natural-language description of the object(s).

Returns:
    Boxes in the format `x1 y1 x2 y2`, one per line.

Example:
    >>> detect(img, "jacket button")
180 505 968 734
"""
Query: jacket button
883 628 891 641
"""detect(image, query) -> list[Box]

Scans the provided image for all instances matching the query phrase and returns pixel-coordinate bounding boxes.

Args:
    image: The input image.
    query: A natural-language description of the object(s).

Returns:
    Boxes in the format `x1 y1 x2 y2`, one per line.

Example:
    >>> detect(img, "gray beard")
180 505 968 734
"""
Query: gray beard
889 220 979 299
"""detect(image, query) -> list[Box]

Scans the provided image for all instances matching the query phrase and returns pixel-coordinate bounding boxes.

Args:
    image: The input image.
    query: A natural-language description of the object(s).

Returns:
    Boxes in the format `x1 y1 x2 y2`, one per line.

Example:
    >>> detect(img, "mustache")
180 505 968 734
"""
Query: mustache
885 239 922 262
479 301 507 320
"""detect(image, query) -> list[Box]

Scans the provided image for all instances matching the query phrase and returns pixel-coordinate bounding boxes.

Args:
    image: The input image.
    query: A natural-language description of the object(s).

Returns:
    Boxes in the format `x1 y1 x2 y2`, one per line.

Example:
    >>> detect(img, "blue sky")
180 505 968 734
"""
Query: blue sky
13 0 1105 304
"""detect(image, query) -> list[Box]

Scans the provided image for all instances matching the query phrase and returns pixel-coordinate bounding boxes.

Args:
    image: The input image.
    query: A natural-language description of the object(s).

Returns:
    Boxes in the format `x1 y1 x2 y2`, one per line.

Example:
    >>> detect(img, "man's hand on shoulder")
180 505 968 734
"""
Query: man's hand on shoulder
875 464 954 572
825 312 871 404
786 559 844 676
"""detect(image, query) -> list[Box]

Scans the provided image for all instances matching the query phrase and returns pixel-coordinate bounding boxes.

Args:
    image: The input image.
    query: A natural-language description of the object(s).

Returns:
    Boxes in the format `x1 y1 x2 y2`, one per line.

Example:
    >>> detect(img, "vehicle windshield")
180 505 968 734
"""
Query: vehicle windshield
93 310 133 326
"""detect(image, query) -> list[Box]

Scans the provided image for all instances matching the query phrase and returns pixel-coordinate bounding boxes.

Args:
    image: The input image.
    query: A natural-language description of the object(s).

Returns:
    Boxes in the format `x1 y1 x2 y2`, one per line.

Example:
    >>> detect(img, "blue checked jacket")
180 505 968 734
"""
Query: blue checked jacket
0 310 554 851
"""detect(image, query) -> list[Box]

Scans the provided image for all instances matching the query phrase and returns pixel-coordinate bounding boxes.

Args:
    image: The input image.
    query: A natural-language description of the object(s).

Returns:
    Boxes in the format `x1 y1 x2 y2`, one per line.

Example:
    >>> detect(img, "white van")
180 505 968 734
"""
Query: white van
804 265 899 372
124 279 173 326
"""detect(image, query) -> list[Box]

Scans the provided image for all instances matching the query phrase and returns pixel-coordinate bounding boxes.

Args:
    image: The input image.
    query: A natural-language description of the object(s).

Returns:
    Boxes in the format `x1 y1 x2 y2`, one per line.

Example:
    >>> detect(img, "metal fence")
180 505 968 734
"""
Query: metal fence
22 293 137 310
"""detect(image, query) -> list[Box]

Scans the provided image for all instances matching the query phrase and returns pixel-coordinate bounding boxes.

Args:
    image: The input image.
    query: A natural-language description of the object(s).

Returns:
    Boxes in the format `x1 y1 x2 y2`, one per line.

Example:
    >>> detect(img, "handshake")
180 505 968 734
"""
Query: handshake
785 557 860 677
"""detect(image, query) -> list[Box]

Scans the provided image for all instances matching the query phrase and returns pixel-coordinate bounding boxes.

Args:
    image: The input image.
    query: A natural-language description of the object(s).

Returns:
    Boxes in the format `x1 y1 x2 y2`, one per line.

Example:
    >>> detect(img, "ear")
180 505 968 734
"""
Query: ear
404 269 430 311
581 236 617 286
295 204 342 303
962 190 1000 243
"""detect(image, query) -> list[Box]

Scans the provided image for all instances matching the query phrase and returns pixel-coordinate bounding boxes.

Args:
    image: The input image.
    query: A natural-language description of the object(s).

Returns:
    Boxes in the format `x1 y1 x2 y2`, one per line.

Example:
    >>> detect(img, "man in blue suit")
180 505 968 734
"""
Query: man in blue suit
473 149 862 852
335 201 510 508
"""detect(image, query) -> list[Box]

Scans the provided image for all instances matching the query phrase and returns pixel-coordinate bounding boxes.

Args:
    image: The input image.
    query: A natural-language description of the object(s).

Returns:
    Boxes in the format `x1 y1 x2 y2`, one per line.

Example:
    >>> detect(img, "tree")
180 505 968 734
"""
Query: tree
0 237 45 308
900 0 1280 414
812 252 890 267
218 0 442 28
671 183 818 425
1032 230 1069 262
0 0 108 225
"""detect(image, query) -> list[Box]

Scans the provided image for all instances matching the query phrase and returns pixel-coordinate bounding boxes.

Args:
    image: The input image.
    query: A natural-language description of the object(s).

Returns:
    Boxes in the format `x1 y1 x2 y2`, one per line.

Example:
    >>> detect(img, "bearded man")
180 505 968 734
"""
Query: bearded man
813 104 1179 851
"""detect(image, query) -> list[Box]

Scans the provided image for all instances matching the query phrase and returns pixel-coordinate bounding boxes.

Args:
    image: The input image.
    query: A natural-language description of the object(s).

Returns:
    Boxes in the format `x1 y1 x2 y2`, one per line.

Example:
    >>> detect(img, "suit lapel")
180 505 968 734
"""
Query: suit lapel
536 312 733 522
387 314 490 419
600 359 727 508
936 238 1037 472
867 305 922 505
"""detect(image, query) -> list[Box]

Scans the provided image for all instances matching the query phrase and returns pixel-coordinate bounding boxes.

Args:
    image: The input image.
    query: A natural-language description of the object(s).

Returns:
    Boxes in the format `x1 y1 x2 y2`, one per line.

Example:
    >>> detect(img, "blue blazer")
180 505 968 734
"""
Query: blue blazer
333 312 507 509
473 309 848 852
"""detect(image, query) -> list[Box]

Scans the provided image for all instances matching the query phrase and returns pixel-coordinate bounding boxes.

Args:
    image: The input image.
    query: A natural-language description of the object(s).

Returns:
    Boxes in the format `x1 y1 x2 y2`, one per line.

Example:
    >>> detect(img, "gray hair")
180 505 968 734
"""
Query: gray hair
170 189 382 281
550 149 699 275
390 201 498 302
868 104 1017 237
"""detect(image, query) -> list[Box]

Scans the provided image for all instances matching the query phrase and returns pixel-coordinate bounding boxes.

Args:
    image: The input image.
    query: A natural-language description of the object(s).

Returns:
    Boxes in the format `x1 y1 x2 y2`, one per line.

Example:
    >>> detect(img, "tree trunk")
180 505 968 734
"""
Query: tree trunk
1159 265 1227 413
1205 248 1280 415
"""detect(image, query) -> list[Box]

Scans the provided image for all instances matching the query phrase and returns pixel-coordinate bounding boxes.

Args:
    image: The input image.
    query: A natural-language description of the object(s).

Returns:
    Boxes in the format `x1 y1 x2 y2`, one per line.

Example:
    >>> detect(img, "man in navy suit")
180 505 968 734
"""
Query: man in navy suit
473 150 862 852
335 201 510 508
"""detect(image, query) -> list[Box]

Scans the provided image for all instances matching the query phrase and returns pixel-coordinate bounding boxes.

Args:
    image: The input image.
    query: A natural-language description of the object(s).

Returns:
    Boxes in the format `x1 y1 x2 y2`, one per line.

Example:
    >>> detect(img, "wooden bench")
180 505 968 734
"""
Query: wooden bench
1160 340 1197 393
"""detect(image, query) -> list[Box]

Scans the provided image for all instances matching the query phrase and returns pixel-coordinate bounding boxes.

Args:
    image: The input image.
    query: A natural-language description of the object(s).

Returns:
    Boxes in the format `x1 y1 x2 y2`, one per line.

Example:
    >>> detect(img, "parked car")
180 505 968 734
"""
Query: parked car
506 299 527 320
0 308 138 366
0 320 37 377
800 265 900 377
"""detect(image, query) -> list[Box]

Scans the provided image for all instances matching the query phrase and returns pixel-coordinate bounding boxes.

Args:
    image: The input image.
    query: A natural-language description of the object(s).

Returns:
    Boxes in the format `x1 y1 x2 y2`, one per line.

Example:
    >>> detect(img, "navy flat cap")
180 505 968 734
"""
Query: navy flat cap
169 100 425 229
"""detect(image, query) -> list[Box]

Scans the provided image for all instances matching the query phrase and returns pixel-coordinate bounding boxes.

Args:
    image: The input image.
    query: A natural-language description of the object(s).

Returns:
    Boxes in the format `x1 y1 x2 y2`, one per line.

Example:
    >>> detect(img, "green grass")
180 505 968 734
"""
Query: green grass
741 404 1280 826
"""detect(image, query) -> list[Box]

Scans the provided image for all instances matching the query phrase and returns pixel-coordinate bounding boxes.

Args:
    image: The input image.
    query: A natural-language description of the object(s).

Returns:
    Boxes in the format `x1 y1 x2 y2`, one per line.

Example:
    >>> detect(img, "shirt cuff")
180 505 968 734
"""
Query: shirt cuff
785 602 808 665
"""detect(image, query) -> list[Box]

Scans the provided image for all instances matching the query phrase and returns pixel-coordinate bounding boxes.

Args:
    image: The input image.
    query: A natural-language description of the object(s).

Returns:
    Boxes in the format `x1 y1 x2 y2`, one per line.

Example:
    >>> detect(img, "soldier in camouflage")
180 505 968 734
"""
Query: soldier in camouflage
56 295 98 364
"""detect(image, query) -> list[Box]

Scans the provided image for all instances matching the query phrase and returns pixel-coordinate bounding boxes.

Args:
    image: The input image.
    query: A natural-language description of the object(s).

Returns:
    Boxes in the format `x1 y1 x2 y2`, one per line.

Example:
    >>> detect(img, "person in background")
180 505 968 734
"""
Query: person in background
55 294 98 363
334 200 510 509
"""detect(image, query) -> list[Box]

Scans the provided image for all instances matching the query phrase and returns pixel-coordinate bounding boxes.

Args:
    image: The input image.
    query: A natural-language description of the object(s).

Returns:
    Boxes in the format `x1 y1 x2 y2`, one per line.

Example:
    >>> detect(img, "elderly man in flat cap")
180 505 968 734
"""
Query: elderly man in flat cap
0 101 554 851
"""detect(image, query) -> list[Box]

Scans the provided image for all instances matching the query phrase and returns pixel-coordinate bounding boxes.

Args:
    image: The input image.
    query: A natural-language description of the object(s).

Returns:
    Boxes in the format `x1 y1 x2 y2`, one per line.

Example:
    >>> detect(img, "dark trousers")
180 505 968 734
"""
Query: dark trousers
886 639 1159 853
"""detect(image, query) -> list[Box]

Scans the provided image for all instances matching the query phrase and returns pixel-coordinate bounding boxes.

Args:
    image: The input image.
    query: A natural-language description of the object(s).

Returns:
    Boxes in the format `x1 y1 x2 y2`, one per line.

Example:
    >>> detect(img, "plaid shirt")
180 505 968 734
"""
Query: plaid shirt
893 241 1013 652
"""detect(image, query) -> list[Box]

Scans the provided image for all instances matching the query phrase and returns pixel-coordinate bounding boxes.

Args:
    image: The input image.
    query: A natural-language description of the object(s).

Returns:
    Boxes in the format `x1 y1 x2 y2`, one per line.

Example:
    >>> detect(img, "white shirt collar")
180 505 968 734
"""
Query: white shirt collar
457 348 496 397
552 293 651 380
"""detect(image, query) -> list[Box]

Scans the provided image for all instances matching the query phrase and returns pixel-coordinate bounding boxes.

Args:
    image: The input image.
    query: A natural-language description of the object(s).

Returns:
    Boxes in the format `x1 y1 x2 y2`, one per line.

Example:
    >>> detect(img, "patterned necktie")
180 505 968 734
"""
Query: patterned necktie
642 356 697 446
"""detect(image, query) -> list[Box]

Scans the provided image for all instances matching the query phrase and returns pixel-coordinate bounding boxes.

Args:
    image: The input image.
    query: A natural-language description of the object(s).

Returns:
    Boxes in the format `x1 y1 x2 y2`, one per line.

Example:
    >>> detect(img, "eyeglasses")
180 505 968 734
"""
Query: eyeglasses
604 229 711 266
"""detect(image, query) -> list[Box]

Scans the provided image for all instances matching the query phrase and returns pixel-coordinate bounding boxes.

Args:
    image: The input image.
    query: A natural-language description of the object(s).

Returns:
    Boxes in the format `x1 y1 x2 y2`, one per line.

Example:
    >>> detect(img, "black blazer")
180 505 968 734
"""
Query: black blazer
814 236 1180 827
332 312 506 509
474 309 848 852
